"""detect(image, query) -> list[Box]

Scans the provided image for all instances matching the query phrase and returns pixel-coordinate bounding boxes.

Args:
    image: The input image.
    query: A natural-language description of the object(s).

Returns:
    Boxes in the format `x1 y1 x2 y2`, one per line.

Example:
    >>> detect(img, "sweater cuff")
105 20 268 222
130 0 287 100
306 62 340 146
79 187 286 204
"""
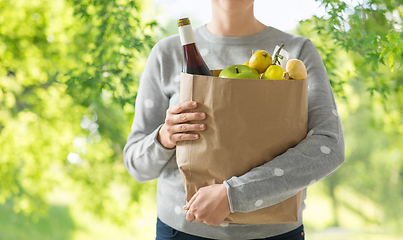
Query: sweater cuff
223 180 235 213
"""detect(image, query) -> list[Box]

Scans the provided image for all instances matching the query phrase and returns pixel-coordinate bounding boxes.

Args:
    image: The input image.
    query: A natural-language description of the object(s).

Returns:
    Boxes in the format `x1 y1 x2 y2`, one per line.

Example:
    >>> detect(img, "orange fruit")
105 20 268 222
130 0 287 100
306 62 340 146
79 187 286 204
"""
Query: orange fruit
249 50 272 74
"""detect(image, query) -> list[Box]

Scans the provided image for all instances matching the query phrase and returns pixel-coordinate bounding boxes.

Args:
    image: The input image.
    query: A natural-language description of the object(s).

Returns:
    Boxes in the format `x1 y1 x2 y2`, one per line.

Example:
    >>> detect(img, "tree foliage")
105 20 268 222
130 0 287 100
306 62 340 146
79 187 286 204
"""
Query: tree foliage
295 0 403 233
0 0 160 224
313 0 403 97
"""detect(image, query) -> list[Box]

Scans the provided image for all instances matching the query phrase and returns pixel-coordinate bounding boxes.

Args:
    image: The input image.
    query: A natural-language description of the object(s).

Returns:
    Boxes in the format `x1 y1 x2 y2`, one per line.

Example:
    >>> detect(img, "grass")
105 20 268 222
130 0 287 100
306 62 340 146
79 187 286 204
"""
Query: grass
0 193 156 240
0 200 75 240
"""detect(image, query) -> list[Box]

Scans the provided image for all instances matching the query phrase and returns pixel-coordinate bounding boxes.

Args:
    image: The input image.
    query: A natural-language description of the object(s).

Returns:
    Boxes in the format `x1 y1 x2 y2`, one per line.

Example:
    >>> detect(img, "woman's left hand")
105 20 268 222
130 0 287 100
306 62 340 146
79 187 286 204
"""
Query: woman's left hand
183 184 231 226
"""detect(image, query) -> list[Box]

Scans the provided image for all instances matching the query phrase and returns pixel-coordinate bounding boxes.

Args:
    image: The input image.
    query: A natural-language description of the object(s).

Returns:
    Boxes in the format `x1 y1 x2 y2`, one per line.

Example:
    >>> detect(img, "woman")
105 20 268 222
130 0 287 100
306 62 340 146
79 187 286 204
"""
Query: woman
123 0 345 239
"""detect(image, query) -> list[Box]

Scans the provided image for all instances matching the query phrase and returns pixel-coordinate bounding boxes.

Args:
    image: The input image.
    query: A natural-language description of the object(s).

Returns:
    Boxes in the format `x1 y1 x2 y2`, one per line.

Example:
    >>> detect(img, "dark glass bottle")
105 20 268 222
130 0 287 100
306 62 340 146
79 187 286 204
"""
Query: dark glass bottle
178 18 212 76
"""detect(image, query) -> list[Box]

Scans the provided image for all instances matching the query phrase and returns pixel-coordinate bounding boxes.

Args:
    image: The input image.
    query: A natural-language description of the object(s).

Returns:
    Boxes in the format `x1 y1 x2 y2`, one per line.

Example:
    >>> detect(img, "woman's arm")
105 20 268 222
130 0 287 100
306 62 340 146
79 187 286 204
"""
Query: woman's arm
123 42 174 183
123 40 206 183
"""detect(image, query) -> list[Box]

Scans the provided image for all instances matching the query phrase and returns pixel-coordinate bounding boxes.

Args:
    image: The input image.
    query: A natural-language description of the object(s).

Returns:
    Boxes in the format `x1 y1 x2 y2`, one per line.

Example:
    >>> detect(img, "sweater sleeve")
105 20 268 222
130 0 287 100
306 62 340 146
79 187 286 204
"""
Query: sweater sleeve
223 39 345 213
123 42 176 183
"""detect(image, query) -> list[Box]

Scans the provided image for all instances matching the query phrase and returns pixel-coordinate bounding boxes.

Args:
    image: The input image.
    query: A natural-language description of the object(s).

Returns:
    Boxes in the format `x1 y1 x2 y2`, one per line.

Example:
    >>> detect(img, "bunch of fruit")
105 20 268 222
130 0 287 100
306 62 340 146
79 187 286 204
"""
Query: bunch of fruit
218 43 307 80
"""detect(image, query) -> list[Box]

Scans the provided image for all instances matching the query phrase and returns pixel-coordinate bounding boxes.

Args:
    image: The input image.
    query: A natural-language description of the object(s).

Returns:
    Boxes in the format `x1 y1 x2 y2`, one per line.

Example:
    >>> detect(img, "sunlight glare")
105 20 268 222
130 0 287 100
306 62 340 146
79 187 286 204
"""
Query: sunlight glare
67 152 81 164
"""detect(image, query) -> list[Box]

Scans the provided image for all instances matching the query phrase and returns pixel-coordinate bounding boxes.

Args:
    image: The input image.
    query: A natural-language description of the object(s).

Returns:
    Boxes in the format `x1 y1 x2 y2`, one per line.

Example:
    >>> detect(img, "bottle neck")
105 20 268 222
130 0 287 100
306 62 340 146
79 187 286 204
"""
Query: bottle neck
178 25 196 46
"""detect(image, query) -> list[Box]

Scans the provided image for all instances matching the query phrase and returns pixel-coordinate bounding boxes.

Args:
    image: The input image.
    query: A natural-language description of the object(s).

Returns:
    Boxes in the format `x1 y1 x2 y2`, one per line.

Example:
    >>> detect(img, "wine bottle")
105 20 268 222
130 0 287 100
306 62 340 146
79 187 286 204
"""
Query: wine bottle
177 18 212 76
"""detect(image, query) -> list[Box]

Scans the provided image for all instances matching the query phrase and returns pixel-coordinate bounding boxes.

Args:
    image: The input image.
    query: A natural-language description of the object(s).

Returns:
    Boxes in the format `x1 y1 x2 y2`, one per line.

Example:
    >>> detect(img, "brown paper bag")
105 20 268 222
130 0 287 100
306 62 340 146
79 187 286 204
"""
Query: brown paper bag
176 71 308 224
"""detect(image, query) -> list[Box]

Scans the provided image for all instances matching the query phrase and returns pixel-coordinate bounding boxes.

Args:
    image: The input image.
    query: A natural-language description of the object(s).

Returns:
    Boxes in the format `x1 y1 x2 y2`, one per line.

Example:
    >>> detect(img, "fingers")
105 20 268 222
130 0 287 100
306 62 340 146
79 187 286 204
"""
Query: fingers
172 124 206 140
165 101 206 140
164 119 206 143
194 217 204 224
186 211 196 222
185 191 209 224
165 101 206 133
184 191 199 211
167 112 206 125
160 101 206 148
185 192 200 223
169 101 198 114
170 133 200 142
184 185 231 226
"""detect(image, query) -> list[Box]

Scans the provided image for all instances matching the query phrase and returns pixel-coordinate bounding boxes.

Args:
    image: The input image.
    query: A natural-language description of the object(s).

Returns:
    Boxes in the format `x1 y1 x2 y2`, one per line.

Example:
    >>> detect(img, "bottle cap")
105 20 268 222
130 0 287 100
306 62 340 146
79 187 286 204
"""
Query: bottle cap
178 17 191 27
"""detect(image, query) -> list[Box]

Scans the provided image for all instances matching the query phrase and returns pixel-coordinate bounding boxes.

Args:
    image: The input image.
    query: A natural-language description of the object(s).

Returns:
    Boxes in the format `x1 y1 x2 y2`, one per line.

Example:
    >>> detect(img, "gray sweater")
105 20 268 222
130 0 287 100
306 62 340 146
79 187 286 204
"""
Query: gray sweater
123 25 345 239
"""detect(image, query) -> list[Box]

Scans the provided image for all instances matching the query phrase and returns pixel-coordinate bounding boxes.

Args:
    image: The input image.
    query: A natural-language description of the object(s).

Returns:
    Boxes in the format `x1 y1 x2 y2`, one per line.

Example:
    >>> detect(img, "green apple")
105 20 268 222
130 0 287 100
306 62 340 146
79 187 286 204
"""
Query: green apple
219 64 260 79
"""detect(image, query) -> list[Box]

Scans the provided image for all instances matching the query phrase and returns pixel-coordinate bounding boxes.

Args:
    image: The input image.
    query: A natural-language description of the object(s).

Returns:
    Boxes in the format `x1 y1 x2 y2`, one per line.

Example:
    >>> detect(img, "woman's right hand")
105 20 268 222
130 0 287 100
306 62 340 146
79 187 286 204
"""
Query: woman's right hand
157 101 206 149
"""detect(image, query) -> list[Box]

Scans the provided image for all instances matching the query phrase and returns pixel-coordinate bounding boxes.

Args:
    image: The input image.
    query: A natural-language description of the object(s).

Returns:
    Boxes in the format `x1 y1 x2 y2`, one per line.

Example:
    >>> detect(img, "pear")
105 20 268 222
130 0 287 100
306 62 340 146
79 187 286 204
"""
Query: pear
283 59 307 80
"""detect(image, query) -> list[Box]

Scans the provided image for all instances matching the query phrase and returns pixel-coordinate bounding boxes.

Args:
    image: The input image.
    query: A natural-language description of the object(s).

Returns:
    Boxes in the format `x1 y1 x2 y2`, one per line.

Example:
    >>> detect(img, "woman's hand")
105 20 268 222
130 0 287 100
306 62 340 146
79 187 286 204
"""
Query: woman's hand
157 101 206 149
183 184 231 226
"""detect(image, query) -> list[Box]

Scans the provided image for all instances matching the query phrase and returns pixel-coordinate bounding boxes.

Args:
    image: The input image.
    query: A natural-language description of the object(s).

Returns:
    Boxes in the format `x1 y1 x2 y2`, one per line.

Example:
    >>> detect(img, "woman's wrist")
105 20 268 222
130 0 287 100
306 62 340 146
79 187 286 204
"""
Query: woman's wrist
157 124 175 149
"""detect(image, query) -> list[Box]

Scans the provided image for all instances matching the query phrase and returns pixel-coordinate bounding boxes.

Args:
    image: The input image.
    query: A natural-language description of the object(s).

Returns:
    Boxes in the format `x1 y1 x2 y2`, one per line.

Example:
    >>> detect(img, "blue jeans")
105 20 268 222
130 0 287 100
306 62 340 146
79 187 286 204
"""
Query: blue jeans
156 218 305 240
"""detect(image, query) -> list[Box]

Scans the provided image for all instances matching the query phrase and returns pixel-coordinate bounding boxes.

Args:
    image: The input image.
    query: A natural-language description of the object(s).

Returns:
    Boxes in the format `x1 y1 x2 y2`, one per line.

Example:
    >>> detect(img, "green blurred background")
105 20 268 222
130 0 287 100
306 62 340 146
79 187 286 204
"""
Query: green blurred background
1 0 403 239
